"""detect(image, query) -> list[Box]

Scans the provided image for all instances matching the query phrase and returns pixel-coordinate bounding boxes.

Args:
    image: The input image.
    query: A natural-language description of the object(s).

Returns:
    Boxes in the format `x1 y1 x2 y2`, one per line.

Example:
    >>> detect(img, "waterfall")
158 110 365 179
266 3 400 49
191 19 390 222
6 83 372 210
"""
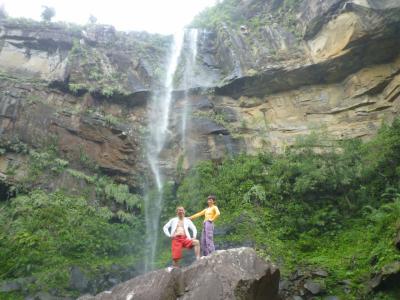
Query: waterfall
144 30 184 271
181 28 199 149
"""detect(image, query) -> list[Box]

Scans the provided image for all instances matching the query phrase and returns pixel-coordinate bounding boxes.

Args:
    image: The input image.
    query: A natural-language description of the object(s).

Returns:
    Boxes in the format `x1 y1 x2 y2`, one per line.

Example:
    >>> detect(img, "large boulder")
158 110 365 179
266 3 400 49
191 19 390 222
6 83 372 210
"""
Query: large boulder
78 248 280 300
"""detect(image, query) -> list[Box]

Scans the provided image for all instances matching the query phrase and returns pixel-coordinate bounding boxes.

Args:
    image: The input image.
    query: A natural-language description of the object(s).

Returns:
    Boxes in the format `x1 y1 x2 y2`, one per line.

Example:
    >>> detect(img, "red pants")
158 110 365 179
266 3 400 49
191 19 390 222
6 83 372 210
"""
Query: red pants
171 235 193 260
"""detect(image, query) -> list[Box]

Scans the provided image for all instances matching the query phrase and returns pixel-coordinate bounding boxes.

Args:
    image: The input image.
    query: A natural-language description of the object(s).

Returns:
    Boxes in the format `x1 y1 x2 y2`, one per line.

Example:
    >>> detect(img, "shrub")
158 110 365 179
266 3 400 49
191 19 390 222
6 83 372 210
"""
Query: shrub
0 190 142 294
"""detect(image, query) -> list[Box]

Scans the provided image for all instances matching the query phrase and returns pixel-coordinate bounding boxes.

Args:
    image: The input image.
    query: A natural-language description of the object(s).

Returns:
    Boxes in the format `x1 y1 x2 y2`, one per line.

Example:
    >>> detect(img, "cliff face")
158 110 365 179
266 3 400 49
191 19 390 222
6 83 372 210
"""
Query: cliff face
0 20 170 188
167 0 400 167
0 20 169 94
1 0 400 185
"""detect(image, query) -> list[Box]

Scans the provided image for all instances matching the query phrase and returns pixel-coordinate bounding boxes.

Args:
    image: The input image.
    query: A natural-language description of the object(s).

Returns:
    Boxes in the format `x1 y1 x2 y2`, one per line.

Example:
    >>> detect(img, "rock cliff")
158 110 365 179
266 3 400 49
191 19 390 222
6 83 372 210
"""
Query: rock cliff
165 0 400 168
1 0 400 180
0 19 170 188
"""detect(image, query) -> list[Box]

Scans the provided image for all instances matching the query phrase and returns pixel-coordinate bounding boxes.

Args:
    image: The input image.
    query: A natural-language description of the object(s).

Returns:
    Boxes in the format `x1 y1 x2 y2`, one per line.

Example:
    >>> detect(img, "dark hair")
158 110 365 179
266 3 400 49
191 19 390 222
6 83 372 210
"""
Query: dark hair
207 195 216 201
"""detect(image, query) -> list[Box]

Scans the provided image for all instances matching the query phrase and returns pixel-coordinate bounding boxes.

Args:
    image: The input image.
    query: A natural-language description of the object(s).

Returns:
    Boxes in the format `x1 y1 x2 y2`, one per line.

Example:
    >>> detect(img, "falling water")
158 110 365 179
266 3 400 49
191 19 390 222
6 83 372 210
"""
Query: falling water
144 30 184 271
181 29 198 149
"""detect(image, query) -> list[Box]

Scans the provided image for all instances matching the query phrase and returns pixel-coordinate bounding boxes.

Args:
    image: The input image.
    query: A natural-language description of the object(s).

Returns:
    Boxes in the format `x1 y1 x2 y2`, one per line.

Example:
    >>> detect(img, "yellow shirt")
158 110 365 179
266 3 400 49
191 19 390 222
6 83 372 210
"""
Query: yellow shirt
190 205 220 222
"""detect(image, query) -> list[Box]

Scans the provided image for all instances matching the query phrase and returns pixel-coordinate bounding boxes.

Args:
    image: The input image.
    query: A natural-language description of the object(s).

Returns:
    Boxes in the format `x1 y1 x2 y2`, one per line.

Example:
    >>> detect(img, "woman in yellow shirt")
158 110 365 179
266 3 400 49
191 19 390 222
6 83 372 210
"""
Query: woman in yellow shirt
189 195 220 256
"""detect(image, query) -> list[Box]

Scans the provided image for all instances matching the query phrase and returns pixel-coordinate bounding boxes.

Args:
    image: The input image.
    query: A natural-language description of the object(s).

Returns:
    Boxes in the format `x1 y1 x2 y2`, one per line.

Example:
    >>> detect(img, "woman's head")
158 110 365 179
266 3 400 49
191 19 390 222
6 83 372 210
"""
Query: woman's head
207 195 216 206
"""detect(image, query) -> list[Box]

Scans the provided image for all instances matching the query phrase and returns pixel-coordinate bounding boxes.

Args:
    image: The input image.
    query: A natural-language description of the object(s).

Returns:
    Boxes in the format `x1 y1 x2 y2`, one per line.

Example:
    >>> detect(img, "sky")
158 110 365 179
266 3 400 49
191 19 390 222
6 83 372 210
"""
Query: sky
0 0 217 34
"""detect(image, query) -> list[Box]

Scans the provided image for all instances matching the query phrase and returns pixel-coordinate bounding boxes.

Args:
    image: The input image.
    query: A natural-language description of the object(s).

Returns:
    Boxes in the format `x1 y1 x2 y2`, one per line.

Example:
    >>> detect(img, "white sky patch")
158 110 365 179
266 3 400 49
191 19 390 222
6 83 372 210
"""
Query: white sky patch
0 0 217 34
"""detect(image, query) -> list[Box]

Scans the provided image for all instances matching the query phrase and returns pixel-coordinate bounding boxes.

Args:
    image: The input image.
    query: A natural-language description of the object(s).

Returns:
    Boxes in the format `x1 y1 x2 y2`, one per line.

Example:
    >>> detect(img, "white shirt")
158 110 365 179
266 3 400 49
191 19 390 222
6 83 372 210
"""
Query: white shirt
163 217 197 239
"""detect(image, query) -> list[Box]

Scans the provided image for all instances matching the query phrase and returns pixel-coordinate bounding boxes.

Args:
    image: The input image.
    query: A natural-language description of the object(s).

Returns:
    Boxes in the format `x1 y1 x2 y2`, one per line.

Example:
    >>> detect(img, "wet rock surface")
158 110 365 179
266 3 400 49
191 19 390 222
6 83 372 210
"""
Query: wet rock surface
279 268 341 300
304 280 325 295
0 277 35 293
0 76 148 187
368 261 400 292
78 248 280 300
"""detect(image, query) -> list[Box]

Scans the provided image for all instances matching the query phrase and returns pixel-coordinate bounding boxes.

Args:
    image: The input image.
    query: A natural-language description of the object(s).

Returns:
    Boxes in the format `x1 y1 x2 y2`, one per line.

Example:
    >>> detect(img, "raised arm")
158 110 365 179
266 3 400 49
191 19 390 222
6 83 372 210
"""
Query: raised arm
187 219 197 239
189 208 206 220
163 219 172 237
210 206 220 222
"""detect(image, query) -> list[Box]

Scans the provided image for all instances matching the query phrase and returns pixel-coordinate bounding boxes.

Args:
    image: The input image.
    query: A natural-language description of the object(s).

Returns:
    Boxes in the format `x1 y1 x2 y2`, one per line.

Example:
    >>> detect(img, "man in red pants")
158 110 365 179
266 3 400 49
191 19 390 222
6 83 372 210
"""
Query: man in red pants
163 206 200 267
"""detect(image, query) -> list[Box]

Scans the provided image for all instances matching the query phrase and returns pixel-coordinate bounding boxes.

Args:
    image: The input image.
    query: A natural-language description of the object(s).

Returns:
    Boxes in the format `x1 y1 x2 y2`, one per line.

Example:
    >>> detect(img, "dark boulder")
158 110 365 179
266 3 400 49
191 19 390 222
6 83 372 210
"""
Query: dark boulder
69 266 89 293
311 269 328 278
303 280 325 295
0 276 35 293
280 267 331 299
0 279 21 293
369 261 400 291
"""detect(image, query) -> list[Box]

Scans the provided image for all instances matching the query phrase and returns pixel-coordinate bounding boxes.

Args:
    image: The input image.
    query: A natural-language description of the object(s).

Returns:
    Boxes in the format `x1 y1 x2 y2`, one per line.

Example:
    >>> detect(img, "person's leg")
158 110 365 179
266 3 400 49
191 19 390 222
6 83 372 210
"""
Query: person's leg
200 224 207 256
191 239 200 259
207 221 215 254
173 259 179 267
171 237 183 267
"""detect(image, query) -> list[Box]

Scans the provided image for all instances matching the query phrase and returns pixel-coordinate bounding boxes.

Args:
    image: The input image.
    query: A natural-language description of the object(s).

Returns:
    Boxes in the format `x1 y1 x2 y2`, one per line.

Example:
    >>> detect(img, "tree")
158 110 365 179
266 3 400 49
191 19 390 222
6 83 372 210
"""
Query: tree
88 14 97 24
41 6 56 22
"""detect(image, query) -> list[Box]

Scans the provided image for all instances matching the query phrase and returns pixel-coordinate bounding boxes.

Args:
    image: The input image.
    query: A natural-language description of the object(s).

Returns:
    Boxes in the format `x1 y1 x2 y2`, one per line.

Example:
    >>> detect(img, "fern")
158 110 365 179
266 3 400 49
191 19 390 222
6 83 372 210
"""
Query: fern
103 182 141 211
116 210 136 224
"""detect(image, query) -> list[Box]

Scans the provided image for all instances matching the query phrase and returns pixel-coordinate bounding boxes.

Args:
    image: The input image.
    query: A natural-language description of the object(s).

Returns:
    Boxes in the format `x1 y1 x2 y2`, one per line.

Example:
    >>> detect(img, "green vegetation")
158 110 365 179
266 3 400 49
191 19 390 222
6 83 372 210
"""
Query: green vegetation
1 117 399 298
103 114 122 126
0 138 29 155
68 83 89 95
0 190 141 298
190 0 305 64
2 16 83 36
97 177 142 214
191 0 304 35
74 145 96 171
0 138 144 298
66 30 170 98
191 0 242 29
175 119 400 299
67 39 130 98
2 15 169 97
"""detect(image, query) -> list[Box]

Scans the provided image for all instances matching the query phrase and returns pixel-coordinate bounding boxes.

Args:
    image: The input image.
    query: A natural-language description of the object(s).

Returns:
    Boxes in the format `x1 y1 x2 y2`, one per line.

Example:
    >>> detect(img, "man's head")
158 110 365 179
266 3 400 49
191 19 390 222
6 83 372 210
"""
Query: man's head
176 206 185 218
207 195 216 206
